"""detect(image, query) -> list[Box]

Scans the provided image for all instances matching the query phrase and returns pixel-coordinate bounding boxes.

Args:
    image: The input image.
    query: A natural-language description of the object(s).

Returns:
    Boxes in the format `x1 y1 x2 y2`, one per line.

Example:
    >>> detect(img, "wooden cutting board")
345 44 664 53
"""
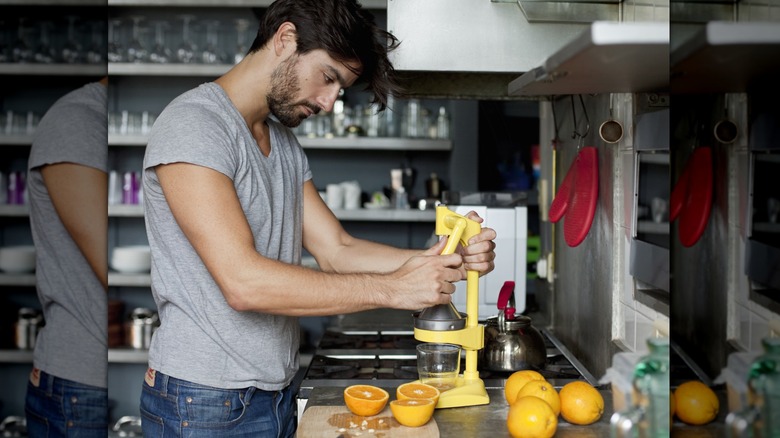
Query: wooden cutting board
297 406 439 437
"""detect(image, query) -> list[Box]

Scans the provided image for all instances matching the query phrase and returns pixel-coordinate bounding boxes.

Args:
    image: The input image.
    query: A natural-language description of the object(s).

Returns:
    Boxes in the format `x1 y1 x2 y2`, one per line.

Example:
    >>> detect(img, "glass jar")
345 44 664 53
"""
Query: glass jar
610 337 670 438
727 337 780 437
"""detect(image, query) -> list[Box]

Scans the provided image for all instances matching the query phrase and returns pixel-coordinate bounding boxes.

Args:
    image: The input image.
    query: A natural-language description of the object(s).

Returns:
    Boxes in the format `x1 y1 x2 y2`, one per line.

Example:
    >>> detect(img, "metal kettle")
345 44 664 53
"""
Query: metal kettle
480 281 546 372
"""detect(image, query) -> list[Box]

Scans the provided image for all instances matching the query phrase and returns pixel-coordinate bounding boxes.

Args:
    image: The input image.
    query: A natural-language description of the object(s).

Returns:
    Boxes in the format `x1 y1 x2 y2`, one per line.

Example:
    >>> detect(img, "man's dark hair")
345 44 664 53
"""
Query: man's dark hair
249 0 400 110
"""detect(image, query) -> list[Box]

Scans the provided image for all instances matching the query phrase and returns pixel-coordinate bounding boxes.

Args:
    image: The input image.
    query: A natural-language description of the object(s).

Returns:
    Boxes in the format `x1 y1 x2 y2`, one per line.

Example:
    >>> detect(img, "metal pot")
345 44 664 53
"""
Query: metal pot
125 308 159 350
480 281 546 372
14 308 43 350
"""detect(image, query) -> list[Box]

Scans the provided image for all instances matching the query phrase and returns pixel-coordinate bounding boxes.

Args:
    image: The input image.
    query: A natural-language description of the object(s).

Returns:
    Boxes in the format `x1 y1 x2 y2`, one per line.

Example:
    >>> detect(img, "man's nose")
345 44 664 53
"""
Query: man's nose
316 88 341 113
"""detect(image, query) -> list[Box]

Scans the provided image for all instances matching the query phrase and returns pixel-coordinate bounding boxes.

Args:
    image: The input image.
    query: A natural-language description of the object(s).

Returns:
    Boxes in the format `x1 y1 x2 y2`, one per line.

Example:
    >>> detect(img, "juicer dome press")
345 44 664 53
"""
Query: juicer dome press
412 205 490 408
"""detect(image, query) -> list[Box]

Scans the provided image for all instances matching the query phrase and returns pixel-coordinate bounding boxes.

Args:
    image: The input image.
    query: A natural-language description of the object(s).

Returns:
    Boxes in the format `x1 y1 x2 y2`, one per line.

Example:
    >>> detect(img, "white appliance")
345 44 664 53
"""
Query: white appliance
448 205 528 320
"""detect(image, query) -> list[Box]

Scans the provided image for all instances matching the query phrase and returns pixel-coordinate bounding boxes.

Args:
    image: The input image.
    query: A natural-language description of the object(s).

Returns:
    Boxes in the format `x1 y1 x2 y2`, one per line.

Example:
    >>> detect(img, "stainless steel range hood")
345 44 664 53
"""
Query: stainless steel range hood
386 0 589 99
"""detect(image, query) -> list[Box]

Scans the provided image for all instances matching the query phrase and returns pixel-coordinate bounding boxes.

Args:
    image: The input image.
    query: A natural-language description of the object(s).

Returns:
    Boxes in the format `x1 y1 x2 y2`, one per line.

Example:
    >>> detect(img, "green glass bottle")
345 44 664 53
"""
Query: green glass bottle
611 337 670 438
747 337 780 437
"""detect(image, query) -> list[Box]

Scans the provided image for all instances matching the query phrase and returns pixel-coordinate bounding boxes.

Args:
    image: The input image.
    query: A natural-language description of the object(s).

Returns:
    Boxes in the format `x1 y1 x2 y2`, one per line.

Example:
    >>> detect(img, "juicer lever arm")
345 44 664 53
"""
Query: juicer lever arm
435 206 482 256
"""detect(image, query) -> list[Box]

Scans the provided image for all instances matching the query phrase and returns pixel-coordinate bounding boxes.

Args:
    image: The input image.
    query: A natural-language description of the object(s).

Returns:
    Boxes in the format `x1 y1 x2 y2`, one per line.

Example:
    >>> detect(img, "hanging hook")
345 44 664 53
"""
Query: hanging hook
570 94 590 149
578 94 590 139
550 96 561 143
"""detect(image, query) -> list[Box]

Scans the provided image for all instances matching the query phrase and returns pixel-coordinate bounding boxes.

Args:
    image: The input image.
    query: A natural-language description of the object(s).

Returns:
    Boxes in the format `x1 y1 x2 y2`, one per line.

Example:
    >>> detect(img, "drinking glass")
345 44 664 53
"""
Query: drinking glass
60 16 82 63
416 343 461 392
149 21 171 64
108 19 123 62
200 20 223 64
176 15 196 64
125 16 148 63
85 20 105 64
12 18 33 63
233 18 250 64
33 22 56 63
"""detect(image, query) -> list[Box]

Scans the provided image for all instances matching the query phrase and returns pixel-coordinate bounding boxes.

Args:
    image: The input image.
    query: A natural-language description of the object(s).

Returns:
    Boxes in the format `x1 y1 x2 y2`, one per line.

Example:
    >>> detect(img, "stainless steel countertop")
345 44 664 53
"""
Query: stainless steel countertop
300 386 615 437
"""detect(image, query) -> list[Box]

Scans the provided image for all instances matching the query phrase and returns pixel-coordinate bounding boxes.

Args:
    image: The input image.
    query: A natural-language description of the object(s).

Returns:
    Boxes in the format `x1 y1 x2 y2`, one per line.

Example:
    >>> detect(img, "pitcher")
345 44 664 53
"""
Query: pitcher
727 337 780 438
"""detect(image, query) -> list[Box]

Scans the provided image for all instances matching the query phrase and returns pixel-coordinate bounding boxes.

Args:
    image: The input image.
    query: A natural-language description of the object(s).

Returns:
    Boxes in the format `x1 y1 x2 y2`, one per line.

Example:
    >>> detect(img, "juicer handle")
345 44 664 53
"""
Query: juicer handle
497 281 516 320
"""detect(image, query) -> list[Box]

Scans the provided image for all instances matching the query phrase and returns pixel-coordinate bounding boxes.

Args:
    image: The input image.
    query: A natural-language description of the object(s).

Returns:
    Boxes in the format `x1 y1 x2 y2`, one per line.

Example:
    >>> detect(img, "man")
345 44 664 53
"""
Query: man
26 77 109 437
140 0 497 436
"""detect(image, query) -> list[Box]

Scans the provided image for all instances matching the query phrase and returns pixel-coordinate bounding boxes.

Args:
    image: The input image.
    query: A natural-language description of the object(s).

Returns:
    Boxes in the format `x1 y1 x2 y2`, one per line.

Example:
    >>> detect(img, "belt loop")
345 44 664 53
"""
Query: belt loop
243 387 256 405
45 372 55 397
159 372 169 397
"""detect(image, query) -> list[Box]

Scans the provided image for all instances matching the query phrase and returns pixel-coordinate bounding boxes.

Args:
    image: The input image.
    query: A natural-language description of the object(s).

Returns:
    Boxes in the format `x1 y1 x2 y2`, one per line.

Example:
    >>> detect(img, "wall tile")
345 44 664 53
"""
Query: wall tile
739 303 751 351
623 302 636 352
750 311 770 352
635 311 654 353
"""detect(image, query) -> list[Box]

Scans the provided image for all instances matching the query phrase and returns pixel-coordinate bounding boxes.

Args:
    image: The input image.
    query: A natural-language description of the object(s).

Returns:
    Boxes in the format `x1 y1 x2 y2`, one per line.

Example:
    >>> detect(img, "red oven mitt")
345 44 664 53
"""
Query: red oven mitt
671 147 713 247
549 147 599 247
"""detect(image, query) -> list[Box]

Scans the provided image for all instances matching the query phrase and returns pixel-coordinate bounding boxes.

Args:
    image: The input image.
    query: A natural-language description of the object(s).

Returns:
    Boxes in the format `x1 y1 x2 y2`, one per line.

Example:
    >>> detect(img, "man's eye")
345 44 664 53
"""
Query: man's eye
324 75 334 84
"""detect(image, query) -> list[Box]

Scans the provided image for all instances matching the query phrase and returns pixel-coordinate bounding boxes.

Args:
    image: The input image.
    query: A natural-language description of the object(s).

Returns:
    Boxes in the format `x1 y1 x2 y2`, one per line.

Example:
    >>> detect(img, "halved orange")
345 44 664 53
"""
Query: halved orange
396 382 441 405
343 385 389 417
390 398 436 427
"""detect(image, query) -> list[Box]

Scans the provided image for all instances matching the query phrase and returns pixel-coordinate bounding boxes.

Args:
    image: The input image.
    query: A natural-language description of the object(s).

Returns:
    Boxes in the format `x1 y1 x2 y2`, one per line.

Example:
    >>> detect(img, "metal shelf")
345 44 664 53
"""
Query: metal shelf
0 350 34 363
0 274 36 286
0 63 106 76
671 22 780 93
108 272 151 287
300 137 451 151
508 21 670 96
108 348 149 364
637 220 670 235
0 205 30 217
333 208 435 222
0 0 103 4
109 134 452 151
107 0 386 7
108 63 231 77
0 135 33 145
109 204 144 217
639 152 670 165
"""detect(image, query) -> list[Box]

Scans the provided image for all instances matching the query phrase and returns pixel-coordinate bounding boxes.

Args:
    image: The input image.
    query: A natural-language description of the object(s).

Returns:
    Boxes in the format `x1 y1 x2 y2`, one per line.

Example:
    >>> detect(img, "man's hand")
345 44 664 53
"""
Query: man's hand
384 238 463 310
458 211 497 278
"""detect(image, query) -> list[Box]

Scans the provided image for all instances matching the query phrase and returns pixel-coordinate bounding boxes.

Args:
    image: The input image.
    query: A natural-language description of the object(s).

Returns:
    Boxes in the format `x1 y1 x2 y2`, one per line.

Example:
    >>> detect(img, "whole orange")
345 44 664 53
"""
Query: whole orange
516 380 561 416
674 381 719 426
504 370 546 405
507 395 558 438
559 381 604 425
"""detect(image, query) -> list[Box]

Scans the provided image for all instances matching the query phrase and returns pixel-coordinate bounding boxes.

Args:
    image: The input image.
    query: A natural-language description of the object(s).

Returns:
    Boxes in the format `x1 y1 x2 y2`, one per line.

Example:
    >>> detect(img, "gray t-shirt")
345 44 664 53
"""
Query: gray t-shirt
143 82 311 390
27 82 108 388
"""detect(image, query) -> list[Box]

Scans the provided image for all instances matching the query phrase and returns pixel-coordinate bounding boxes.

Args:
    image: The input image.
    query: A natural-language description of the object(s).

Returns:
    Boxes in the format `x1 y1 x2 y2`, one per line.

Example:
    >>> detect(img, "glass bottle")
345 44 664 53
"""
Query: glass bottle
436 106 450 139
611 337 670 438
727 337 780 437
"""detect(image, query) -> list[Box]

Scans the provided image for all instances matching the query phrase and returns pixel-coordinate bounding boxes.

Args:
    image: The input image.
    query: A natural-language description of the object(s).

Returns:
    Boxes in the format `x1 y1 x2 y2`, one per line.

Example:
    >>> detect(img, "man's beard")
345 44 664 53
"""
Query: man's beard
267 54 320 128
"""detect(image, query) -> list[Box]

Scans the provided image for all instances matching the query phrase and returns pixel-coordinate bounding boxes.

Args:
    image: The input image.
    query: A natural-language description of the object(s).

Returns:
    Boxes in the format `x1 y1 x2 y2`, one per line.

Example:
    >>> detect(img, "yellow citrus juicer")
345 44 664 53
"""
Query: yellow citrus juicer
412 205 490 408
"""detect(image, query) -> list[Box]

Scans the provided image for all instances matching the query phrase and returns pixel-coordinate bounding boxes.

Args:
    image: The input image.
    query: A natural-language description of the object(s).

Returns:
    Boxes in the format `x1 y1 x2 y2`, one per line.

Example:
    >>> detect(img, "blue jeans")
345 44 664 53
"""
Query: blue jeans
25 369 108 438
140 369 296 437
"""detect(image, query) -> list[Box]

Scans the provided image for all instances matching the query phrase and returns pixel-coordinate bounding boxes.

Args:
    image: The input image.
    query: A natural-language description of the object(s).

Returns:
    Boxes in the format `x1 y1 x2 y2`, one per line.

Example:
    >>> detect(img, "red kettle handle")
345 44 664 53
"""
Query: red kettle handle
497 281 516 320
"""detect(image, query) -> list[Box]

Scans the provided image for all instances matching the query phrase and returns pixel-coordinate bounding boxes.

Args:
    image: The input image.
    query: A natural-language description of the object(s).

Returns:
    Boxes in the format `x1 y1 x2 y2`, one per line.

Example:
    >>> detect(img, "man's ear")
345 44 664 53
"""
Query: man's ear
273 22 297 56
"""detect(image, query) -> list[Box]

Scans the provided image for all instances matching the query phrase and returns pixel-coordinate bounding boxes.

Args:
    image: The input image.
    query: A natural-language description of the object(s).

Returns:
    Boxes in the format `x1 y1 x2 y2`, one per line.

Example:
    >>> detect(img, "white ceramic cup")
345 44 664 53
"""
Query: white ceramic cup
341 181 361 210
326 184 344 210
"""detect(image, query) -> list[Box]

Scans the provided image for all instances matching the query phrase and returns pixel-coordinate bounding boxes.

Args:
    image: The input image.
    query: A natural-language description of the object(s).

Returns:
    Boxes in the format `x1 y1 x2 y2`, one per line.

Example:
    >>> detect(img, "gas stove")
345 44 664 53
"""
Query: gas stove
296 326 596 415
